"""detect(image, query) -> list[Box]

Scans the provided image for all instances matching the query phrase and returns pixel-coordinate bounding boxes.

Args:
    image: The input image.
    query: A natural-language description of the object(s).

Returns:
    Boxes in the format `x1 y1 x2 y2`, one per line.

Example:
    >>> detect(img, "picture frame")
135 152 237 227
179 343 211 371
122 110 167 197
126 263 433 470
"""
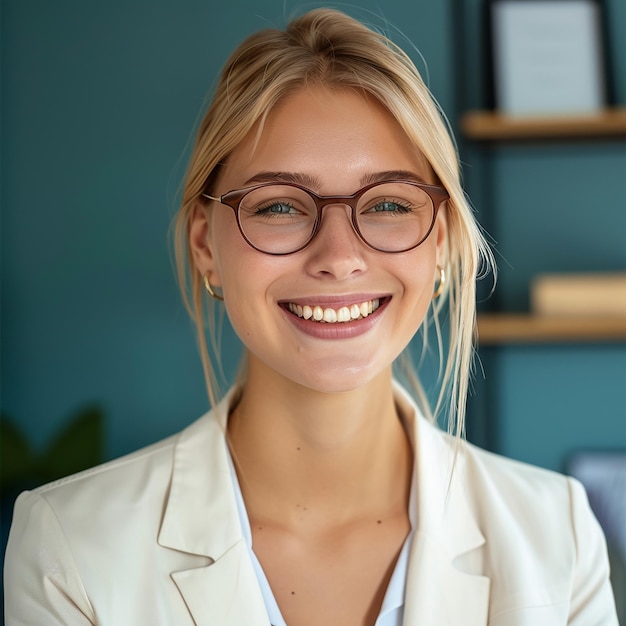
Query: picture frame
567 450 626 619
485 0 611 116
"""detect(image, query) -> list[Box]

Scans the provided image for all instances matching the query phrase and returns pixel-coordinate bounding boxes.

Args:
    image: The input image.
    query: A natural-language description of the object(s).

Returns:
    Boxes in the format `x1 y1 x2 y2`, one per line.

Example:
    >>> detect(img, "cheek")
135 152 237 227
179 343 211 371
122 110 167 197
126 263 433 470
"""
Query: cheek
394 246 439 331
217 248 263 303
215 237 282 315
400 240 439 291
209 210 249 281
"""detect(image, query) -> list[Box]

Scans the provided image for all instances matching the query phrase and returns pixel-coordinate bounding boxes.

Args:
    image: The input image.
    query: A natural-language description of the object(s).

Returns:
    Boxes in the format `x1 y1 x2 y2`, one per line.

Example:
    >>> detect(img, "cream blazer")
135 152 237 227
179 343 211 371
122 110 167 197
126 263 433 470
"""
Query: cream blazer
4 385 618 625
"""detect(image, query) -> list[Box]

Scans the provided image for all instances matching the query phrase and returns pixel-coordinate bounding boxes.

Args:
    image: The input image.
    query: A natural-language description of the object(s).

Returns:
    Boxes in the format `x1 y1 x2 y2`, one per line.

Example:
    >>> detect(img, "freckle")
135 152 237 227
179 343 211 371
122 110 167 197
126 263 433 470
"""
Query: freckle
377 520 382 524
258 526 263 530
291 591 295 595
303 507 308 511
296 447 301 451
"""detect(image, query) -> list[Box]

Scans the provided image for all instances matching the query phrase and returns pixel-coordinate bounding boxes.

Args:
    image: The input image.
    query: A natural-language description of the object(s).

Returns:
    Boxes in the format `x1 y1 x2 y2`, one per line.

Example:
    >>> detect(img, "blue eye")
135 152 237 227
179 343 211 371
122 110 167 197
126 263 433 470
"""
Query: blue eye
255 202 297 216
369 201 412 214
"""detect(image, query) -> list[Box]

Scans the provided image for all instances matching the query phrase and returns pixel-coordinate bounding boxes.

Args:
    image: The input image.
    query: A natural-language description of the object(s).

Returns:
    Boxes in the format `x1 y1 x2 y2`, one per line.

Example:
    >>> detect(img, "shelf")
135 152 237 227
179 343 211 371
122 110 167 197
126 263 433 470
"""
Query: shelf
461 108 626 141
477 314 626 345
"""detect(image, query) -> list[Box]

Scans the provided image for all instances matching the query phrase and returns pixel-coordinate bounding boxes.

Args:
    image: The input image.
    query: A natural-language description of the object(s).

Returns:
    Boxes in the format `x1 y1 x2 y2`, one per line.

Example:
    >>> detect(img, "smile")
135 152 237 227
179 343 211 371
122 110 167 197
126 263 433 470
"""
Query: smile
286 298 380 323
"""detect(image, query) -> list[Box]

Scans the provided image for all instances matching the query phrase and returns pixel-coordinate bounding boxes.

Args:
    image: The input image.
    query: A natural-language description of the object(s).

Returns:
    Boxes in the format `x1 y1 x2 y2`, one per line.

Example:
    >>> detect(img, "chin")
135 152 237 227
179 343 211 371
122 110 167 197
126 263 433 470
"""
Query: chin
284 362 386 395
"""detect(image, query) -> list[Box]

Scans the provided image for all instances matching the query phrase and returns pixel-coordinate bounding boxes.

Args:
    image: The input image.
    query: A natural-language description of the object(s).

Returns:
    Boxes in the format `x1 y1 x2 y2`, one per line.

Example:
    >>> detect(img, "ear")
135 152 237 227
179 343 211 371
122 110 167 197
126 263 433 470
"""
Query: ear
188 201 222 287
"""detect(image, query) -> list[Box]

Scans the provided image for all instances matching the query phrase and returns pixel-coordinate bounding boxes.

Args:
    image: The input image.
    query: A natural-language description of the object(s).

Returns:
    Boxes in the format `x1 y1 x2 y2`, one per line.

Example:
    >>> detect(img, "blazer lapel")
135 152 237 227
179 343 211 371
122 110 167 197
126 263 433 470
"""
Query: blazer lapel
403 532 490 625
158 391 268 626
395 385 491 625
171 541 268 626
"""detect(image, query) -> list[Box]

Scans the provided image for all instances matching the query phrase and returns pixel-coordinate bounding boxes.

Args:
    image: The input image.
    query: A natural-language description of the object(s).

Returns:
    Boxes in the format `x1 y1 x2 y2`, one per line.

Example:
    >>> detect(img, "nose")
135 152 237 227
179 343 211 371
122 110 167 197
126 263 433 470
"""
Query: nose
303 203 368 280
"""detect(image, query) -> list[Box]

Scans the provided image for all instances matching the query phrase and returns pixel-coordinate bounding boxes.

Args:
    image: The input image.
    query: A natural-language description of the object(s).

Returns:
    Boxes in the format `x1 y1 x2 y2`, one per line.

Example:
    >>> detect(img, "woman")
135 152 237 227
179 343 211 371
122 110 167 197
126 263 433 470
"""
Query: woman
4 8 617 625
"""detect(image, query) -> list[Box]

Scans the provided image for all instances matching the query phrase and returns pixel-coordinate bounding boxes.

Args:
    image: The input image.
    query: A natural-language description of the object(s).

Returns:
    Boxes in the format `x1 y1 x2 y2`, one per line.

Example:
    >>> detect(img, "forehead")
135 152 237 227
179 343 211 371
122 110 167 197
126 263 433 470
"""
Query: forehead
218 86 434 192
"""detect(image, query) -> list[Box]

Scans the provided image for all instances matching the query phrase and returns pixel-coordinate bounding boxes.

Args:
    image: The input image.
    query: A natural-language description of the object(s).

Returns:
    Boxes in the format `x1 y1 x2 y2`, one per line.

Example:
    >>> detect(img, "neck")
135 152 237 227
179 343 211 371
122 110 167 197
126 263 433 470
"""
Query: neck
228 354 413 527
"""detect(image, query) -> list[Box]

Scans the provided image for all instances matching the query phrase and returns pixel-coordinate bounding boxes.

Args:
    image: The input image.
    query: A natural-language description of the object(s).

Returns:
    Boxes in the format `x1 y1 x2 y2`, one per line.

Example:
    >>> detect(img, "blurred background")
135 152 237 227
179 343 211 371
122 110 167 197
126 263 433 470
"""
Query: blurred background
2 0 625 616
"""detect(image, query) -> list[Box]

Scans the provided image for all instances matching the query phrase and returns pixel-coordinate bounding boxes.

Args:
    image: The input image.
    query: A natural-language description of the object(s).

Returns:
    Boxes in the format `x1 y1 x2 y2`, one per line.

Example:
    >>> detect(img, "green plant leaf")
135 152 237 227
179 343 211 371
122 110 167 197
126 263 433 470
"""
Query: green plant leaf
0 416 35 492
37 406 105 484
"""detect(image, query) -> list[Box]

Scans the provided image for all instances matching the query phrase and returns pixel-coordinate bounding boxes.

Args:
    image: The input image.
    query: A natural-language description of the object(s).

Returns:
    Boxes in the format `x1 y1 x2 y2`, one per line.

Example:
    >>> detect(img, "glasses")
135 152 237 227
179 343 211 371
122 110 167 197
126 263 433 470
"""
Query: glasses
202 180 448 255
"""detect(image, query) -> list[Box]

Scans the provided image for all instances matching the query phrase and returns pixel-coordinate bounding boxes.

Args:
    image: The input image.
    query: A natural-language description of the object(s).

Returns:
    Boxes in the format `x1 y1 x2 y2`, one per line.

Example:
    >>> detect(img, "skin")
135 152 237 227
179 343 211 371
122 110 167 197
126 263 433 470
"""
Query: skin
189 86 447 626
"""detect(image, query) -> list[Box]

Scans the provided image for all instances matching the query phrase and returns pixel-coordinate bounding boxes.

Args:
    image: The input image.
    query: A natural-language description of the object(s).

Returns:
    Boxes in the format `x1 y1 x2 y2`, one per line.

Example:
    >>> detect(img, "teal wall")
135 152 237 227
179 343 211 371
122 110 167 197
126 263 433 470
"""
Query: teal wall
2 0 624 479
0 0 452 460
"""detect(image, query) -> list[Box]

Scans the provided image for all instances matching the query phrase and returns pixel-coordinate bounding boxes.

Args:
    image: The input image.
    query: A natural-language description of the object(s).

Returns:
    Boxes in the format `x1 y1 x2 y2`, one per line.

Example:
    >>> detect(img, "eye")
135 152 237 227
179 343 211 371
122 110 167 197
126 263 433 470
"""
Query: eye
254 201 299 216
366 200 413 214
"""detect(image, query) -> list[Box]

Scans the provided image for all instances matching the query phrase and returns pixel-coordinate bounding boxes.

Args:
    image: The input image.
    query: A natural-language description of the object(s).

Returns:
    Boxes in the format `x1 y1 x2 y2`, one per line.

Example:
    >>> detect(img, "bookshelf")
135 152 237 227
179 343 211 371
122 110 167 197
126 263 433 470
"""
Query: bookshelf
477 314 626 345
462 110 626 346
461 107 626 141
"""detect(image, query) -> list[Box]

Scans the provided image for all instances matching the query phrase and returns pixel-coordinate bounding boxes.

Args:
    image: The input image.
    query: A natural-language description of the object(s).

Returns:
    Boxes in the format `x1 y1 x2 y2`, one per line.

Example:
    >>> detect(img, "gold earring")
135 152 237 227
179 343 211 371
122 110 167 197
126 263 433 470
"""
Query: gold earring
203 275 224 301
432 265 446 299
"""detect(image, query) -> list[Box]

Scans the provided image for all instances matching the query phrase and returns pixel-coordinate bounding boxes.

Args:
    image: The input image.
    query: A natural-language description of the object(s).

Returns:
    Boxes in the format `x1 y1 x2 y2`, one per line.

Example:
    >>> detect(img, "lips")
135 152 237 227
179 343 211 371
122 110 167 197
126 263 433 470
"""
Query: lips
285 298 381 323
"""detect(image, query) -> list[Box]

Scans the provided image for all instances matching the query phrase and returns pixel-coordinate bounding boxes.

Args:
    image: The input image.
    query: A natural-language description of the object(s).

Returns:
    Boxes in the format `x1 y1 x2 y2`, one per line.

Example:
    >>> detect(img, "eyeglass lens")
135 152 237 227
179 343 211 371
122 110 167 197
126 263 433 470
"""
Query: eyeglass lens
236 182 436 254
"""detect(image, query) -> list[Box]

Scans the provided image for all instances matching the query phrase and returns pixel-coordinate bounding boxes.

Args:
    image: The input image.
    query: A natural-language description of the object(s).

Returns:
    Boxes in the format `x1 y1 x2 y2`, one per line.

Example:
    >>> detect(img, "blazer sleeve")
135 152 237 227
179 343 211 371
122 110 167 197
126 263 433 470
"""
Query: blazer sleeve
566 477 619 626
4 491 96 626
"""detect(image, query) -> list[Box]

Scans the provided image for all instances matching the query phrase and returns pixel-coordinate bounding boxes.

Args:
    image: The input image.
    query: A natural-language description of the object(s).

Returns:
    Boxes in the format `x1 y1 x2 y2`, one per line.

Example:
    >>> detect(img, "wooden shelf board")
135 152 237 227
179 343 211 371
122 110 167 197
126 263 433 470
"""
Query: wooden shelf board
477 314 626 345
461 108 626 141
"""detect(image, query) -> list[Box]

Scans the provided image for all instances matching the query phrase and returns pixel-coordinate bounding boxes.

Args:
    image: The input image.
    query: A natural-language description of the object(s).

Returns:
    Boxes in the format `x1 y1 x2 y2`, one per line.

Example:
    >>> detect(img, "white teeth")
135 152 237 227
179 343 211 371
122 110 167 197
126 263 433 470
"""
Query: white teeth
323 308 337 323
337 307 351 322
287 298 381 323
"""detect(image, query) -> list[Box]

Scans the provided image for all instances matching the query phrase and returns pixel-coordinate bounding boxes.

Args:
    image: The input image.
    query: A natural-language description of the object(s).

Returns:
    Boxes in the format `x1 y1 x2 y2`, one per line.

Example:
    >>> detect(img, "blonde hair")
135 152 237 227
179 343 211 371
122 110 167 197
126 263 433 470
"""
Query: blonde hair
174 8 493 436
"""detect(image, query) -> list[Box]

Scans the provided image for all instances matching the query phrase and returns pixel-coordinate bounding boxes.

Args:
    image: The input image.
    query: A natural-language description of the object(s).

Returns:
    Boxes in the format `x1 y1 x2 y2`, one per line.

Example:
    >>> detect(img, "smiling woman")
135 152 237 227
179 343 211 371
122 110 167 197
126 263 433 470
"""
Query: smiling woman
188 87 447 395
4 8 618 626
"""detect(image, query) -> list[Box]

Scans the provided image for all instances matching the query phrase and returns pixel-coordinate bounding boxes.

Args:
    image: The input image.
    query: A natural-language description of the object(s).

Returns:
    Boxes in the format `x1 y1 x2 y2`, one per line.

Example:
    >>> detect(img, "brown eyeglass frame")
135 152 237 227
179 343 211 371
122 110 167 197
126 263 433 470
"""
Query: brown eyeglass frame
202 179 449 255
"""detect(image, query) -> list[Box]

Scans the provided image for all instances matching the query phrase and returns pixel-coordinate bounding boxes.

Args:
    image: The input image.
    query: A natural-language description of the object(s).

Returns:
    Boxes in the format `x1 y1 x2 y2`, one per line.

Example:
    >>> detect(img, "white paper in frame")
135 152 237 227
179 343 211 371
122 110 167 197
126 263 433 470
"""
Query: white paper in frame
490 0 607 117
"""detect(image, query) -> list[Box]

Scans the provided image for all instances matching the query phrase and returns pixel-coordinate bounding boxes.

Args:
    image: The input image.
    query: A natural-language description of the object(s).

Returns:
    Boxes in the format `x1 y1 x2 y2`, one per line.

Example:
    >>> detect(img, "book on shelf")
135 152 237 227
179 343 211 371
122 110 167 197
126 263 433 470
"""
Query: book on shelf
531 273 626 316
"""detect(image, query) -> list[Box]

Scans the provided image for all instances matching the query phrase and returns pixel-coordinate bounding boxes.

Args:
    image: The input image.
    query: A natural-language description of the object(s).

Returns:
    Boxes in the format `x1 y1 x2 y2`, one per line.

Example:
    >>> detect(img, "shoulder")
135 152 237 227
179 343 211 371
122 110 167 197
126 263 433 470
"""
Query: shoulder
4 401 235 624
441 430 589 545
460 436 574 504
29 426 182 516
413 408 571 502
417 410 602 558
9 407 223 541
463 438 606 543
399 382 584 534
36 431 178 496
441 433 616 622
461 440 589 557
8 388 238 550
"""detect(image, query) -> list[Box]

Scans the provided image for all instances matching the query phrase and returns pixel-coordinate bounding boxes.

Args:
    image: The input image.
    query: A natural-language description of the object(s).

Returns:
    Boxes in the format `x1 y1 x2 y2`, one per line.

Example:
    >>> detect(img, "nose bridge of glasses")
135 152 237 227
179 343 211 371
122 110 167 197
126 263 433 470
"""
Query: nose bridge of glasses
306 200 371 256
315 198 360 235
314 185 365 213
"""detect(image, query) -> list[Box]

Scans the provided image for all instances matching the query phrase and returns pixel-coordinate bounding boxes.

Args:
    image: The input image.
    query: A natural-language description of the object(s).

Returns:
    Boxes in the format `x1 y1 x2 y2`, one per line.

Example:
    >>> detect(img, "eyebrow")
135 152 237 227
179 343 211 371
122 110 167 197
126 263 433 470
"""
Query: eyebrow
360 170 429 185
242 169 429 189
243 171 322 188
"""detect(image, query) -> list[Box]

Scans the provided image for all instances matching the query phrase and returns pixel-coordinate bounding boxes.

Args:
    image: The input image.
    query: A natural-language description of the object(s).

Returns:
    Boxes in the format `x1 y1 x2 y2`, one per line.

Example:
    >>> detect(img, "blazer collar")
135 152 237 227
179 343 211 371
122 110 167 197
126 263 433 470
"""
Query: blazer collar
158 389 240 558
394 384 491 625
158 389 269 625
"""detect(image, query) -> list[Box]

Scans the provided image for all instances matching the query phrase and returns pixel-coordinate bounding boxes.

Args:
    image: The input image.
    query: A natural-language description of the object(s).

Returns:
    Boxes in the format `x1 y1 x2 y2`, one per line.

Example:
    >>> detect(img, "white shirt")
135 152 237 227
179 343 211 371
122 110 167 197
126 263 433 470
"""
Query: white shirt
227 444 416 625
